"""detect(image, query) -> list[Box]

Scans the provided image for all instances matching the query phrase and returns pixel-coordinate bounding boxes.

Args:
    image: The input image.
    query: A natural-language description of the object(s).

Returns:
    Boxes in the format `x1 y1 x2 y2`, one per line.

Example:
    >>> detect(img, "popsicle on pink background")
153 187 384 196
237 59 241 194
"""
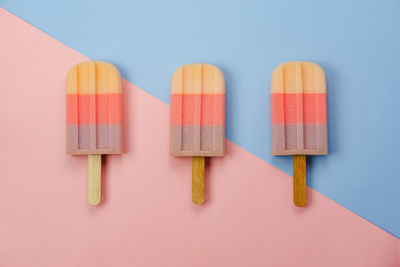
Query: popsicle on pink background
66 61 123 205
271 61 328 206
170 63 225 204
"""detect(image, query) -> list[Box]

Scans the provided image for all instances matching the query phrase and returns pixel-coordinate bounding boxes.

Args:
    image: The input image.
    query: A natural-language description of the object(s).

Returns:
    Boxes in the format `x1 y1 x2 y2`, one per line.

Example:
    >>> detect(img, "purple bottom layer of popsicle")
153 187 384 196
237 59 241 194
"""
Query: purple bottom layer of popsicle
67 124 122 155
271 124 328 155
170 126 225 156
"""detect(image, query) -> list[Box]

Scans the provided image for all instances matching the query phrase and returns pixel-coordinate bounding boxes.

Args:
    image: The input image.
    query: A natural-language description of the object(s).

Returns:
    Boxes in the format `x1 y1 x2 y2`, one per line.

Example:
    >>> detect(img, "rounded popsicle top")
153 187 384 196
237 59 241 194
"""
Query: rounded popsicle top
66 61 122 95
171 63 225 94
271 61 326 94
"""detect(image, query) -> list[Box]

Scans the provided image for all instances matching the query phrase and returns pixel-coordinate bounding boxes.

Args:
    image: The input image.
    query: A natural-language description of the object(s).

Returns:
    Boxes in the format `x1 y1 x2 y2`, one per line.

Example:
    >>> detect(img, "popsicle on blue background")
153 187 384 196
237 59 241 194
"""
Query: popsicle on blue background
271 61 327 206
271 62 327 156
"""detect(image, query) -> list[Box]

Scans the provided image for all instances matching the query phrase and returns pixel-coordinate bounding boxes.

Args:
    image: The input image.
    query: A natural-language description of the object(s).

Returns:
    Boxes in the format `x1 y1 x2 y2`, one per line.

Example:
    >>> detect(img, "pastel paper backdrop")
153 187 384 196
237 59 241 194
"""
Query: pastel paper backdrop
1 0 399 238
0 8 399 267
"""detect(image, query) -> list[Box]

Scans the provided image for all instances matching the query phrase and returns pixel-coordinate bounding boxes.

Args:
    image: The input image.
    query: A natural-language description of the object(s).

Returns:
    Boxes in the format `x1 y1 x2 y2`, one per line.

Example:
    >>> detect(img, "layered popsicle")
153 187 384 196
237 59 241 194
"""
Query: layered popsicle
170 63 225 204
66 61 123 205
271 61 327 206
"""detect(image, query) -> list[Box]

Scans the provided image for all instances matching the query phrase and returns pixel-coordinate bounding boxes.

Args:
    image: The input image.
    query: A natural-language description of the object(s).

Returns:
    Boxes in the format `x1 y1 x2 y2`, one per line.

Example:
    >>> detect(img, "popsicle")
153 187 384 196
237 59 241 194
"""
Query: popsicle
66 61 123 205
271 61 327 207
170 63 225 205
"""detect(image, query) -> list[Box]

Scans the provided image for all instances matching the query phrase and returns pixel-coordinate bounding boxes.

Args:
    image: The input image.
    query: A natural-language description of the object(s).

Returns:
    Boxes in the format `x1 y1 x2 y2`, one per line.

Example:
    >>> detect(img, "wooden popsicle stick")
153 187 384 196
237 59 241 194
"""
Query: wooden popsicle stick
192 157 205 205
88 154 102 206
293 155 306 207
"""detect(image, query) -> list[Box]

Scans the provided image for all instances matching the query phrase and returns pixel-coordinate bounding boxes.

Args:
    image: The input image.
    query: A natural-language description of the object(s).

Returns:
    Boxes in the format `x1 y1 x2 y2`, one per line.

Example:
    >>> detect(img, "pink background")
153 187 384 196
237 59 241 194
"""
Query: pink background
0 8 398 267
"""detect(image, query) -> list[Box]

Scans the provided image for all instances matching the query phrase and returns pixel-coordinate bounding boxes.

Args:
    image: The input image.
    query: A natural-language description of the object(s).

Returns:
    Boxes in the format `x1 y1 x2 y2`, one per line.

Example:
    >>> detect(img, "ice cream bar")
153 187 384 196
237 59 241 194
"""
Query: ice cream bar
271 61 327 155
271 61 328 206
66 61 123 154
170 63 225 156
66 61 123 205
170 63 225 204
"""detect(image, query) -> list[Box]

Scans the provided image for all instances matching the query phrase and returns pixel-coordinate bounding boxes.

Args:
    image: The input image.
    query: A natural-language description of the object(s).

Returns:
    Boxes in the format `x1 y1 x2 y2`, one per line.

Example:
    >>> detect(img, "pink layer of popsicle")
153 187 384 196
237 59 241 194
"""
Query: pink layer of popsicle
1 8 398 267
170 94 225 126
67 94 122 124
271 93 327 124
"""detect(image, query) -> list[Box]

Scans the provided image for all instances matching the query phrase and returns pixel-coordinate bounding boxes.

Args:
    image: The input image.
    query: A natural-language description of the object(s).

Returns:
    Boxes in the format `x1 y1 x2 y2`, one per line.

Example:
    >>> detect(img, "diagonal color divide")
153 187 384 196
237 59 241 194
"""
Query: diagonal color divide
0 8 398 267
1 0 399 238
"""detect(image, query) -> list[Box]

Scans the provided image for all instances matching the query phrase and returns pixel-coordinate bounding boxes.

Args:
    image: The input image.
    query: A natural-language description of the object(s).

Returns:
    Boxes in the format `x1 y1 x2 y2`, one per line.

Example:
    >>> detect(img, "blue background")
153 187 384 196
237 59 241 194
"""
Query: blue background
1 0 399 237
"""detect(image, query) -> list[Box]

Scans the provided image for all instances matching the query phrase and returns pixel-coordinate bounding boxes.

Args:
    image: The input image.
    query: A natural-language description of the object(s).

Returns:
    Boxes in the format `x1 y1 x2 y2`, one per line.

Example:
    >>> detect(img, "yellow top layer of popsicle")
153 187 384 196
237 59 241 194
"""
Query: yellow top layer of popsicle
271 61 326 94
171 63 225 94
66 61 122 95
